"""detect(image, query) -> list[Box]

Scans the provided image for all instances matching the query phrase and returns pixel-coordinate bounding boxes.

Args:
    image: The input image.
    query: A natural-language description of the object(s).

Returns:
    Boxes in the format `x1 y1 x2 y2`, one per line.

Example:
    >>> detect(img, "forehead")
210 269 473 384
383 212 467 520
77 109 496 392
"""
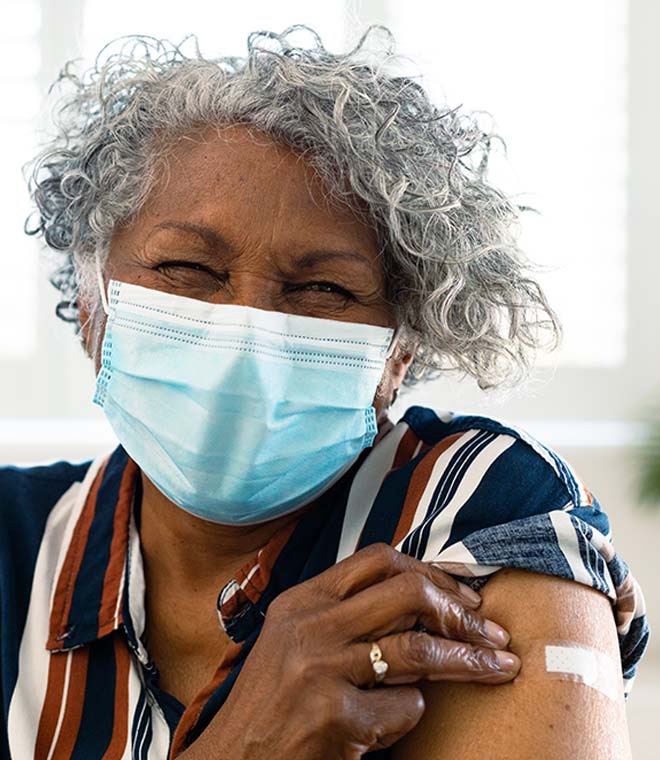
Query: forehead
137 124 378 252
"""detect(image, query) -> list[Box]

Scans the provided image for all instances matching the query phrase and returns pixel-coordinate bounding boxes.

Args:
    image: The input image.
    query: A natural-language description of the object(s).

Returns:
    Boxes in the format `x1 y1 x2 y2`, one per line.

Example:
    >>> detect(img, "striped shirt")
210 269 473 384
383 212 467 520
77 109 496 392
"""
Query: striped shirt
1 405 650 759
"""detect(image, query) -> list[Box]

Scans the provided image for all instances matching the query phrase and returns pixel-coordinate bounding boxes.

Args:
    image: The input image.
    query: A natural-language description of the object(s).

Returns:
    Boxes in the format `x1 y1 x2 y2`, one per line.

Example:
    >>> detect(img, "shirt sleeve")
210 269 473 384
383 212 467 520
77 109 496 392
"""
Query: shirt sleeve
400 430 651 700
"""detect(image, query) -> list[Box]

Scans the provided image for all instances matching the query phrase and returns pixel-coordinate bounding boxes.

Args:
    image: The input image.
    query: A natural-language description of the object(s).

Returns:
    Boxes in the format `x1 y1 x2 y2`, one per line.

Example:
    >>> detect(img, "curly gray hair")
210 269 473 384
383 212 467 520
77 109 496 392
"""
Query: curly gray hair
24 24 561 390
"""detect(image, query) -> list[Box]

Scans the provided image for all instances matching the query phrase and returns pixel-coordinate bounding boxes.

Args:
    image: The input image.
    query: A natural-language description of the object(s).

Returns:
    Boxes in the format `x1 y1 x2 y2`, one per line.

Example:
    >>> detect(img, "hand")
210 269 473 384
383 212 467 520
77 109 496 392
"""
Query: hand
180 542 520 760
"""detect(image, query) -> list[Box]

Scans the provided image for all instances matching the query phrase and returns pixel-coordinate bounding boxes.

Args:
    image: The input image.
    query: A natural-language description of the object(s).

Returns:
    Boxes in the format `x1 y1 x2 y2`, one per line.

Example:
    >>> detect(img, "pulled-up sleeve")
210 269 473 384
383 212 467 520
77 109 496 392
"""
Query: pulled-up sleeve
395 414 650 699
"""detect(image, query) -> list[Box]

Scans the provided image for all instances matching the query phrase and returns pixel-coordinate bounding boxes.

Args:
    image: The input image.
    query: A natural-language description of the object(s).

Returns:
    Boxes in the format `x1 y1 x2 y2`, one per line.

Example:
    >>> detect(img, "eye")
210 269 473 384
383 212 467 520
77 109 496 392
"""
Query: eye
155 260 219 276
296 281 355 300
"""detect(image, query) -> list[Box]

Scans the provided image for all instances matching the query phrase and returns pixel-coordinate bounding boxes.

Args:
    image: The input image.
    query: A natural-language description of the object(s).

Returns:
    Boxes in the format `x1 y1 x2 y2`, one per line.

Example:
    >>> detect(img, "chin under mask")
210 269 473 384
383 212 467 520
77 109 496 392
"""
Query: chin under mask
93 271 399 525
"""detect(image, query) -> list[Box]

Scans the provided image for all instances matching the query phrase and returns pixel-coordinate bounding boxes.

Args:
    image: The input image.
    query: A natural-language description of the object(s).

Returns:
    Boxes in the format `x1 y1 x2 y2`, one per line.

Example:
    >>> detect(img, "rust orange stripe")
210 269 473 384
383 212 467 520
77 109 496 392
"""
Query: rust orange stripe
236 518 300 605
97 460 139 636
34 652 69 760
391 427 422 471
47 462 108 650
169 640 244 759
101 634 131 760
391 432 466 548
49 647 90 759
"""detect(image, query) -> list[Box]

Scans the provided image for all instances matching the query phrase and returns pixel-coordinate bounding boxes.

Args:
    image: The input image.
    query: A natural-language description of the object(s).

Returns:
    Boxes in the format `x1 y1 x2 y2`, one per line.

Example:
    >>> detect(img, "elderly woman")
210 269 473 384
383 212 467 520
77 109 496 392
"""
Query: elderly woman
1 25 649 760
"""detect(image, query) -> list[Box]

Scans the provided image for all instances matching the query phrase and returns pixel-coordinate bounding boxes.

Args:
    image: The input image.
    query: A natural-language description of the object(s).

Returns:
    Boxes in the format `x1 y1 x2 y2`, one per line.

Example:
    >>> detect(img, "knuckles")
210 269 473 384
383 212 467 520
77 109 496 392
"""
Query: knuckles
400 630 439 668
266 587 300 620
396 569 433 603
359 542 402 573
460 643 498 672
461 608 486 639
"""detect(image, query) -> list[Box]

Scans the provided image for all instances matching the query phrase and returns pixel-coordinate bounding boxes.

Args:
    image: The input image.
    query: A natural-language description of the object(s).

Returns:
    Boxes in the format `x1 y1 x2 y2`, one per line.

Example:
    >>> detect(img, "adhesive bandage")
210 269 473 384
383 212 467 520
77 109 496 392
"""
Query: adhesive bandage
520 640 621 701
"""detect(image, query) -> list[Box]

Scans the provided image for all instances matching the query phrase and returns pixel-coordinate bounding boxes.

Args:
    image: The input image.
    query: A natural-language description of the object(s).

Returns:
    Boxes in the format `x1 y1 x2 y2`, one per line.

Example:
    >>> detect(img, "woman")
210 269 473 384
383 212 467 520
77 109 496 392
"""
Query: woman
1 25 649 759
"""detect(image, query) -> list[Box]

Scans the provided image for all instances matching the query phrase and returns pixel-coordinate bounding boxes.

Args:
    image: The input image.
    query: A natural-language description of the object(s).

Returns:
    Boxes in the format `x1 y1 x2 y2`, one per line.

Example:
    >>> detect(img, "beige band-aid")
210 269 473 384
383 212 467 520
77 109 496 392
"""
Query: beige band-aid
520 639 622 701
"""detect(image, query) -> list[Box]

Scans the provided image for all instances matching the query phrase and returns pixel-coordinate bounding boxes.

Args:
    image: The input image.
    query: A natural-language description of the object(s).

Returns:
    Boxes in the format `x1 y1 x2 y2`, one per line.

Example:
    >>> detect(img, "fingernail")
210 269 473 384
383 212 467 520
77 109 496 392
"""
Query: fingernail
458 583 481 605
495 650 520 672
483 619 511 647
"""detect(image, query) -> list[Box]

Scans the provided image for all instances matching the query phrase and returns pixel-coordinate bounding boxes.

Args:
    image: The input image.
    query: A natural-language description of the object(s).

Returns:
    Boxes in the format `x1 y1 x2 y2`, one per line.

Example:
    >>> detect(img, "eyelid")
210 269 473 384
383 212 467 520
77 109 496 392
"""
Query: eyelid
156 260 222 276
155 264 354 299
296 281 355 298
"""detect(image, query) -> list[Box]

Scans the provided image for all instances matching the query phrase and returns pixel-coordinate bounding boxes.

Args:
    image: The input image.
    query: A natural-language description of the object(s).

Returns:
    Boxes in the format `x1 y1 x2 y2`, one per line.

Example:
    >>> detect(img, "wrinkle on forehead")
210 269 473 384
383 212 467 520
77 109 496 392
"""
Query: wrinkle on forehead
146 123 376 236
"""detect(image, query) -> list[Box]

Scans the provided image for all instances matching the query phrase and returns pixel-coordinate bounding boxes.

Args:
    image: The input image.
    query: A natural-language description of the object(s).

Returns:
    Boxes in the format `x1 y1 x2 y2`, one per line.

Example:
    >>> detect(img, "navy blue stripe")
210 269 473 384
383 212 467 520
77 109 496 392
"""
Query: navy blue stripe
138 701 153 760
570 515 600 589
131 690 146 743
0 459 91 758
620 616 651 680
70 635 117 759
566 505 610 538
66 447 130 649
404 431 493 557
401 431 495 559
428 431 495 518
404 406 582 511
131 690 148 755
358 461 419 549
548 449 578 505
439 439 571 550
607 552 629 588
415 431 497 559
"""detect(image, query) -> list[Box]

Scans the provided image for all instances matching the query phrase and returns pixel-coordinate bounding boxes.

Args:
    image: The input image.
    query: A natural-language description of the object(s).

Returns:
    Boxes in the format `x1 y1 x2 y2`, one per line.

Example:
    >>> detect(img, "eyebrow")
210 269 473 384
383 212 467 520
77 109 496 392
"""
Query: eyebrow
153 221 233 251
152 221 373 271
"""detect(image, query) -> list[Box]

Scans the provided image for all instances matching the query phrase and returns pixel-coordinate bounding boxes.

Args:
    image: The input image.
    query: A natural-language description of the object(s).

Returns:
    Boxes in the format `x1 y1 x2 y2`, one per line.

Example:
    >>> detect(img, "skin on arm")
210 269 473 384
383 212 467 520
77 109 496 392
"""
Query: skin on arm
392 567 632 760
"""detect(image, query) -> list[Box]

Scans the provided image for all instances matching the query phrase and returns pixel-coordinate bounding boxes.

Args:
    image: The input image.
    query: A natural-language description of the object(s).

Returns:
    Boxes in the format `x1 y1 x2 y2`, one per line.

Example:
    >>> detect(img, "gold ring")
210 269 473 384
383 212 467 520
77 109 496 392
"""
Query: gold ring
370 641 389 683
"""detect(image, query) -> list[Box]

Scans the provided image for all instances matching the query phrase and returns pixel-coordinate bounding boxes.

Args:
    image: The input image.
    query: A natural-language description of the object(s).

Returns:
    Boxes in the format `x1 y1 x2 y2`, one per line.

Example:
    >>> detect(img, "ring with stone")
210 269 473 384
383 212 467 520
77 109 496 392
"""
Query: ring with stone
369 641 389 684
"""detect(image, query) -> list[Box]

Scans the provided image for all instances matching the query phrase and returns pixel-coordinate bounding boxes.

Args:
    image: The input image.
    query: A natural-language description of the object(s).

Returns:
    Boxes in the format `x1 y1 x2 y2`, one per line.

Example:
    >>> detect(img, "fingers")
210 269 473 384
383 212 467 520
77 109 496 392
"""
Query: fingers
344 685 426 753
347 632 521 689
306 542 482 608
327 569 509 648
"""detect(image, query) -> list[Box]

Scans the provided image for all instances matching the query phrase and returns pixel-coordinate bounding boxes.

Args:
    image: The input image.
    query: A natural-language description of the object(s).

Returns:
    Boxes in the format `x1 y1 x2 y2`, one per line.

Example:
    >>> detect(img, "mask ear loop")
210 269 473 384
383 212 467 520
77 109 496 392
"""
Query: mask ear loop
385 325 401 361
95 255 110 317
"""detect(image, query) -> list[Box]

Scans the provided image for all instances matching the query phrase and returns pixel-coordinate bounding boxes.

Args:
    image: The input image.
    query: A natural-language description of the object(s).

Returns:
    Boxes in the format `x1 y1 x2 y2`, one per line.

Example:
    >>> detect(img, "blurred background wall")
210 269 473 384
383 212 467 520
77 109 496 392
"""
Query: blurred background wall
1 0 657 755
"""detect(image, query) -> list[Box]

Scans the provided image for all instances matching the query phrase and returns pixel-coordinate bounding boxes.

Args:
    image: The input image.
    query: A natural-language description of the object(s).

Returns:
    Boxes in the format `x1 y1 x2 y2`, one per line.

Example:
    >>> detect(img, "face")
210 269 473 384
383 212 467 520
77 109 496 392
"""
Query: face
83 124 413 421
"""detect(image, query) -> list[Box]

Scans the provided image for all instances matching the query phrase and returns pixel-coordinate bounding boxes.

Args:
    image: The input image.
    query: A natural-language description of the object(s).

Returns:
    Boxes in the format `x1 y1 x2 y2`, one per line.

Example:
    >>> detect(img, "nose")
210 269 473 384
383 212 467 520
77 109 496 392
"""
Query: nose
212 270 281 312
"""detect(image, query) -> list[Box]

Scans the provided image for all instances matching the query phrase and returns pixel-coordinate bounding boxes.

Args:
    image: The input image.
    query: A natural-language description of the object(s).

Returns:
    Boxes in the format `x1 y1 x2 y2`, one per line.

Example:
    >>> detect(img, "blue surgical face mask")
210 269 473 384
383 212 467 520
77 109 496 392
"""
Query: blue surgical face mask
93 270 399 525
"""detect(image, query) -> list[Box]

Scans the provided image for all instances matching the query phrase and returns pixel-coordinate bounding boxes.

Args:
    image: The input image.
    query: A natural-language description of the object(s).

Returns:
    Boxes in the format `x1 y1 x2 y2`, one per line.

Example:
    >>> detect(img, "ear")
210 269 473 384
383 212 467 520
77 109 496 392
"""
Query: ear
74 258 107 372
388 342 416 400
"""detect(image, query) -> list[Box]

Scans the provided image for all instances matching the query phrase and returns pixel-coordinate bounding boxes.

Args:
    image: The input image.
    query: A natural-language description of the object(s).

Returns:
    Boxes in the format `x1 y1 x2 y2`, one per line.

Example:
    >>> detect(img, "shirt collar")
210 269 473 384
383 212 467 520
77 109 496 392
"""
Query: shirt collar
45 435 377 654
44 444 319 654
46 446 138 652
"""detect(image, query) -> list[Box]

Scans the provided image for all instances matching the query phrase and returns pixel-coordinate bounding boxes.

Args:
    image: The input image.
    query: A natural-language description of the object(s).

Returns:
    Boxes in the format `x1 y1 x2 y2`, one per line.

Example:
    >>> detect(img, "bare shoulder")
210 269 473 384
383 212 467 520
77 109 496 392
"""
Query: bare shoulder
392 568 632 760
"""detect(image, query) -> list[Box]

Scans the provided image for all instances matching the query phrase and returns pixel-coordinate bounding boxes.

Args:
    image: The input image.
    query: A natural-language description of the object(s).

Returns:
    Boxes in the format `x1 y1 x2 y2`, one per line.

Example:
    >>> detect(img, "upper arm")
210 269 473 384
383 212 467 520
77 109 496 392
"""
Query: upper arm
391 568 632 760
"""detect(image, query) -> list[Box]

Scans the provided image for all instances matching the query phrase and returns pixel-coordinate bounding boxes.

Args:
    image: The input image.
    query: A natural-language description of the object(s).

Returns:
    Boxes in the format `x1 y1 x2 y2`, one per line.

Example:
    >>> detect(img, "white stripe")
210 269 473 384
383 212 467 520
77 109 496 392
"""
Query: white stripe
420 433 517 560
396 429 482 547
120 664 145 760
45 650 72 760
218 561 262 608
145 691 172 760
547 510 596 586
7 455 107 758
113 560 127 630
336 421 409 561
432 540 500 575
239 562 261 590
127 501 149 664
135 697 150 760
555 453 589 505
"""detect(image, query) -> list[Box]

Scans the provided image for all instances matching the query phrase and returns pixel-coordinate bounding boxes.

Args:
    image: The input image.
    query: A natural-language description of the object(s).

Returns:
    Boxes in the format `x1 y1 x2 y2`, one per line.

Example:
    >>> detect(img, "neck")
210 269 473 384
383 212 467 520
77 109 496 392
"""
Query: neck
139 474 313 592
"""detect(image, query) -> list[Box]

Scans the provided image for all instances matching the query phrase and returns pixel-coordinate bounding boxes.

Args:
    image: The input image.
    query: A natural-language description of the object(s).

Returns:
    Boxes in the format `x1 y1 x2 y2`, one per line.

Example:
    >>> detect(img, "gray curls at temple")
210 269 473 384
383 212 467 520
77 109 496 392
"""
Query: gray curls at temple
23 24 562 390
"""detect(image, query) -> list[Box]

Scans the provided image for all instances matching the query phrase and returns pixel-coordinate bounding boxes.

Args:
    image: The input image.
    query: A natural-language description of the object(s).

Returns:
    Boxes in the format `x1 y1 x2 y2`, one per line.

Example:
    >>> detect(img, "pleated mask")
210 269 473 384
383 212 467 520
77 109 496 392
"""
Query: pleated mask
93 274 398 525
